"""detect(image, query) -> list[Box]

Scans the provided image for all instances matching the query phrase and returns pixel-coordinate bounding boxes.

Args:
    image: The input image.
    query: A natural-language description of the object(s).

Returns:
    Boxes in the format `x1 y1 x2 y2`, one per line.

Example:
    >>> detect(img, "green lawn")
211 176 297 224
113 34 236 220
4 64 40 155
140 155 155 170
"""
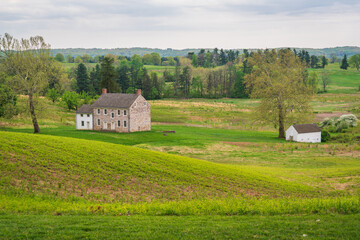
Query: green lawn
1 214 359 240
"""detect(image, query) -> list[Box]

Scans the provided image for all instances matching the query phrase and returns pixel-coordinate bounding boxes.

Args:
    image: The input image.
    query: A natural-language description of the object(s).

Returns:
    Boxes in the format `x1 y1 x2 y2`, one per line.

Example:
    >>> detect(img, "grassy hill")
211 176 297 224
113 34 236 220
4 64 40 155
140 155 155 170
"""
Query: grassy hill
1 131 359 217
0 131 313 203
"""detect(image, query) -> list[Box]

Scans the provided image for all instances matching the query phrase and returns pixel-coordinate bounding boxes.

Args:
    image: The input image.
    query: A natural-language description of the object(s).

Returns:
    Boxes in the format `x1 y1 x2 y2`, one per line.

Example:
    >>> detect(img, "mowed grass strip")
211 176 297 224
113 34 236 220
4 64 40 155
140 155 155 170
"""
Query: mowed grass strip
1 214 360 240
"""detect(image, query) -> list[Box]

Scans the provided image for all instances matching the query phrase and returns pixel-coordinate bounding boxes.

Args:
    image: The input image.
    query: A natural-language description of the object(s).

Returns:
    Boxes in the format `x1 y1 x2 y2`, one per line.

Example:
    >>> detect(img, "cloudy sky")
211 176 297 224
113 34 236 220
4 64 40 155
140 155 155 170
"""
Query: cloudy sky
1 0 359 49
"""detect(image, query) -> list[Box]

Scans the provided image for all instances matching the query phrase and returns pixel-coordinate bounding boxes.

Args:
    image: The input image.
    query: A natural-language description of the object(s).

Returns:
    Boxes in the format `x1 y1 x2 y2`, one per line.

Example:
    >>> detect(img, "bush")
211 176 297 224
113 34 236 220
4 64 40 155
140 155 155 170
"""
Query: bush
335 120 350 132
0 84 18 118
338 114 358 127
321 130 331 142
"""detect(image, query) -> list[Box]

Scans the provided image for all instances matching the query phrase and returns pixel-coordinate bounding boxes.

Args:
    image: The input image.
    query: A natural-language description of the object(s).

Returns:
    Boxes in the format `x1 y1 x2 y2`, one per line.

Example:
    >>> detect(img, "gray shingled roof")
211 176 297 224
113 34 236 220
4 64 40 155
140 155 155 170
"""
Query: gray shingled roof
91 93 139 108
76 104 93 114
293 124 321 133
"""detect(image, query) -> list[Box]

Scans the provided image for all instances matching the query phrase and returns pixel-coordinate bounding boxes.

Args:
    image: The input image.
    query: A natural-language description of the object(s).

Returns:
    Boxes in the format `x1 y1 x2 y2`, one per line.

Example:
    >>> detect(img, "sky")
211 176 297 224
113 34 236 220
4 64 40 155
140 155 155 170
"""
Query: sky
1 0 360 49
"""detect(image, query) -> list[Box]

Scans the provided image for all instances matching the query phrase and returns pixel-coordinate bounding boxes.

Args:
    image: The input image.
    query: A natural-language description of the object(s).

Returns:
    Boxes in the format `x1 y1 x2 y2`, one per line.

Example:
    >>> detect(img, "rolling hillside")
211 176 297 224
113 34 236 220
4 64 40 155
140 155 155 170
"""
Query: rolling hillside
0 132 314 203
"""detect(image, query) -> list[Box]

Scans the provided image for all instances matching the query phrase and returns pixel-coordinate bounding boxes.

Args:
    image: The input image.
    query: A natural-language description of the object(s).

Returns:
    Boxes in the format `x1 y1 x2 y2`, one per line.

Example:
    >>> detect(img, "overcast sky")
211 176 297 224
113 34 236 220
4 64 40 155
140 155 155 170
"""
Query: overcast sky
1 0 359 49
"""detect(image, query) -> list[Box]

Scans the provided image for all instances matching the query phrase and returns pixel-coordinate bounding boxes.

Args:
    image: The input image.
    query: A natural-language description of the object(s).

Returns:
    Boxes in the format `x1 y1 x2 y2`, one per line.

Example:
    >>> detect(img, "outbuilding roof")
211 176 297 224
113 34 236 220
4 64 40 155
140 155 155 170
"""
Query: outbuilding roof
76 104 93 114
292 124 321 133
91 93 139 108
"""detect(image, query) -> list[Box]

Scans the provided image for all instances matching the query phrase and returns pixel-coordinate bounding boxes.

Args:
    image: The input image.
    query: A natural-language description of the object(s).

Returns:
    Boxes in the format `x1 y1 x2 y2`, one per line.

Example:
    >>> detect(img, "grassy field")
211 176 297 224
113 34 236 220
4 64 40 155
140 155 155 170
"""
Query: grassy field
1 64 359 238
1 214 359 239
310 63 360 94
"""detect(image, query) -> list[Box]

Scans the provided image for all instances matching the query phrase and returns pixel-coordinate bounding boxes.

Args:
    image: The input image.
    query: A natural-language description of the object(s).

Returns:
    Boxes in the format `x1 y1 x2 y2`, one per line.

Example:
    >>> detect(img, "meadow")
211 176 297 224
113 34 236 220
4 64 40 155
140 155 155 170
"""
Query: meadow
0 63 359 239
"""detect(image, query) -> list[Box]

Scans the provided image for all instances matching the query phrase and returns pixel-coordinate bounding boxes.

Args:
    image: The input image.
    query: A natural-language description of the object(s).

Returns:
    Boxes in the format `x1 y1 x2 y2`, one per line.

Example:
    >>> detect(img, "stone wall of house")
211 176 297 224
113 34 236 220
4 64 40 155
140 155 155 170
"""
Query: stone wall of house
129 96 151 132
93 107 130 133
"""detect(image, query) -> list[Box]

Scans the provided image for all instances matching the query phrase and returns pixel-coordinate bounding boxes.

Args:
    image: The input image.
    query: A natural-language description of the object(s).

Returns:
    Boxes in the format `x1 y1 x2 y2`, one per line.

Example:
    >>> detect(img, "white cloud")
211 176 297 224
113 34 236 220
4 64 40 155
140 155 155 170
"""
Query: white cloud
0 0 359 49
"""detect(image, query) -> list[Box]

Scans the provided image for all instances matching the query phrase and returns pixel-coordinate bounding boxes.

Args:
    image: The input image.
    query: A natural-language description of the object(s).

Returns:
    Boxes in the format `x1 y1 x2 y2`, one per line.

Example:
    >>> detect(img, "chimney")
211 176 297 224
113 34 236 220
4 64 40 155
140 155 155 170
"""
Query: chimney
102 88 107 95
136 89 142 96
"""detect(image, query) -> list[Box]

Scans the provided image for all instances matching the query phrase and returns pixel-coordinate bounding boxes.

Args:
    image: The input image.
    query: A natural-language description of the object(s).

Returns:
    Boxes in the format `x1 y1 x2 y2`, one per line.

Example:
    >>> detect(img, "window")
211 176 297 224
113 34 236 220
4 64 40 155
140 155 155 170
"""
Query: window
118 110 121 115
134 103 137 107
81 114 83 117
104 109 107 115
124 120 127 127
111 112 115 118
97 109 100 114
117 120 121 127
124 110 127 116
87 114 90 117
144 102 146 106
81 121 84 126
97 119 100 126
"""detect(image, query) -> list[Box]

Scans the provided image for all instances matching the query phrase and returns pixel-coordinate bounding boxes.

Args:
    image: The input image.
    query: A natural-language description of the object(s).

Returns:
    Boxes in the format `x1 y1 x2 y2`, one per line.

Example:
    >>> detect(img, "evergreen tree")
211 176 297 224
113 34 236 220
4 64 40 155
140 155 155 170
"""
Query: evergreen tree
100 56 119 93
321 56 328 68
117 61 131 93
219 49 227 65
76 63 90 93
89 64 101 94
340 54 349 70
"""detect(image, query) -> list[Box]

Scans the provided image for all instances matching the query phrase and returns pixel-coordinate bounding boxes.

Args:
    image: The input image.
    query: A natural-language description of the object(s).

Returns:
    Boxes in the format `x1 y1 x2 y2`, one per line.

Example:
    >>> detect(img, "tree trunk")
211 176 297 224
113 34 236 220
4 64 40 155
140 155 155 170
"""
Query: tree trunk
29 94 40 133
278 105 285 139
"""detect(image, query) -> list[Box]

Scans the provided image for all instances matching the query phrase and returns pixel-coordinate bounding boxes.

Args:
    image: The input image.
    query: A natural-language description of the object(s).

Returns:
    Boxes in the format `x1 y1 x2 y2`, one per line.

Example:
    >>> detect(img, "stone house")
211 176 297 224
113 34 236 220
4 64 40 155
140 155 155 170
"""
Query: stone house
76 89 151 132
286 124 321 143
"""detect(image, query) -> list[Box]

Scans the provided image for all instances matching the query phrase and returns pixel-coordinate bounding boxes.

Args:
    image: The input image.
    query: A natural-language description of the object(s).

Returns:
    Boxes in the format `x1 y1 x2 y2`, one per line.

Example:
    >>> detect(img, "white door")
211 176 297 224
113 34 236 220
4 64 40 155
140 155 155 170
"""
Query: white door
111 122 115 130
103 122 107 130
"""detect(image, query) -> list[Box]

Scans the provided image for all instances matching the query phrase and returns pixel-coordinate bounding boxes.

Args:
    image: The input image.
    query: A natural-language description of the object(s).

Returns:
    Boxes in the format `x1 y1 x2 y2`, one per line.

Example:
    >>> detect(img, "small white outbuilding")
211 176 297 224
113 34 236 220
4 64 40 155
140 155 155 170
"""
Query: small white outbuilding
286 124 321 143
76 104 93 130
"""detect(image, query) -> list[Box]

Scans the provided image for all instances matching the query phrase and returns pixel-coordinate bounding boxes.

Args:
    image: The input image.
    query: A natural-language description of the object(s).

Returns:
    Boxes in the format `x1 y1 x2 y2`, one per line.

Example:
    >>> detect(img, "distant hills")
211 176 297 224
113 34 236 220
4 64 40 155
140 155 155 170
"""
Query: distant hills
51 46 360 58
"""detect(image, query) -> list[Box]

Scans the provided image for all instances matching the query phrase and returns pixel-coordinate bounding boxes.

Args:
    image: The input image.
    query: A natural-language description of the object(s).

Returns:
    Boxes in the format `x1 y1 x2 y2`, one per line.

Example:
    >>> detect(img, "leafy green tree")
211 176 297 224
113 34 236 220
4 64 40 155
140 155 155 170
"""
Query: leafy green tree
76 63 90 93
168 56 176 66
180 66 192 98
100 56 119 93
81 54 92 63
349 54 360 71
62 91 80 111
245 49 314 138
66 54 74 63
320 71 331 92
0 84 17 118
47 88 59 103
0 33 58 133
74 56 83 63
192 54 198 67
307 71 319 93
340 54 349 70
151 52 161 66
54 53 65 62
142 54 153 65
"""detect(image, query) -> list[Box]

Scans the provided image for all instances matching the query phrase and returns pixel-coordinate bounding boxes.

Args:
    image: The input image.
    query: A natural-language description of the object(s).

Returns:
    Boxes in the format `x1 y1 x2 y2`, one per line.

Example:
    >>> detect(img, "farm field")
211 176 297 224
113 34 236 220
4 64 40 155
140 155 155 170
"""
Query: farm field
0 63 359 239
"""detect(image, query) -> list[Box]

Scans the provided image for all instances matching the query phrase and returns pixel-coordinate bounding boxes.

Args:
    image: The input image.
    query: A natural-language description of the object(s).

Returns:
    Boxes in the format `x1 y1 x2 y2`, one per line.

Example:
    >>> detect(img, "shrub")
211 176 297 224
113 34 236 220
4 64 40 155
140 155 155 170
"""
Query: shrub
338 114 358 127
335 120 350 132
321 130 331 142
